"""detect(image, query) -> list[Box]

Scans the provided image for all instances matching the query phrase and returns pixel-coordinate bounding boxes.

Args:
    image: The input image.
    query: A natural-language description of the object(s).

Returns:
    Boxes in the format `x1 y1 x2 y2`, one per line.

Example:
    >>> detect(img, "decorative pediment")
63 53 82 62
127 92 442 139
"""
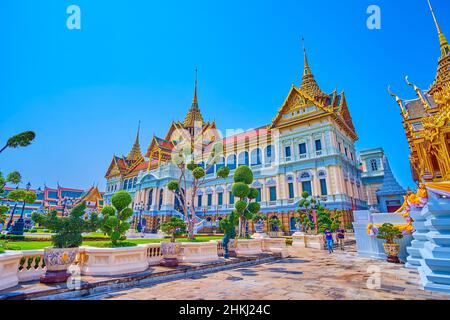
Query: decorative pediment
270 86 331 128
105 157 124 179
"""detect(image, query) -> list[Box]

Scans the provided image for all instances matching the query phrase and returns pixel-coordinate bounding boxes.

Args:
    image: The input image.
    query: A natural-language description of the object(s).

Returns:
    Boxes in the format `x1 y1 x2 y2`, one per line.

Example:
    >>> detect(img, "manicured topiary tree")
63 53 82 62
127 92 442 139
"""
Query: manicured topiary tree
160 216 187 242
32 202 99 248
167 142 230 240
100 190 134 246
231 166 261 238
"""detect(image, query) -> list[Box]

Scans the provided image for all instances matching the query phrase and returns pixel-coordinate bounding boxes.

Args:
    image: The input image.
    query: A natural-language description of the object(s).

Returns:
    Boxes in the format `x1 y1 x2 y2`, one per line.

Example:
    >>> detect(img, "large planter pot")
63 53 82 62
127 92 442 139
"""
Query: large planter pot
262 238 290 258
179 242 219 263
292 232 306 247
268 231 284 238
0 251 23 291
160 242 181 267
235 239 263 257
228 239 238 258
383 243 401 264
40 247 79 284
80 245 148 276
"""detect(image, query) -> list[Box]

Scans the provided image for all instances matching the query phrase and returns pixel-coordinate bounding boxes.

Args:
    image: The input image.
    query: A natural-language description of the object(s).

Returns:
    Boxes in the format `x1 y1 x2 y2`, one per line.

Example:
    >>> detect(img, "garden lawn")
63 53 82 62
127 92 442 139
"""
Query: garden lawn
5 236 223 250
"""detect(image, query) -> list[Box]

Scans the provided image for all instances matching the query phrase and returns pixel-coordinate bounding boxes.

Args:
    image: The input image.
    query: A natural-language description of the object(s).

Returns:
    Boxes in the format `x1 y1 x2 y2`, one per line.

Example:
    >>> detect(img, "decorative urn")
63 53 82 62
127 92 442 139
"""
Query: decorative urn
160 242 181 267
40 247 79 283
383 243 401 263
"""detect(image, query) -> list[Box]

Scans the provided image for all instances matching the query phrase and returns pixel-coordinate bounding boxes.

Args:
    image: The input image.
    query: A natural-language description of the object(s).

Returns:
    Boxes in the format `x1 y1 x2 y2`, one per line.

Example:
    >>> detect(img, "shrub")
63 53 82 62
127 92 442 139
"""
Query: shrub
247 202 261 214
220 211 239 239
234 166 253 184
167 180 179 191
100 191 133 245
160 216 187 242
235 200 247 213
217 167 230 179
192 167 205 180
232 183 250 199
248 188 259 200
32 202 99 248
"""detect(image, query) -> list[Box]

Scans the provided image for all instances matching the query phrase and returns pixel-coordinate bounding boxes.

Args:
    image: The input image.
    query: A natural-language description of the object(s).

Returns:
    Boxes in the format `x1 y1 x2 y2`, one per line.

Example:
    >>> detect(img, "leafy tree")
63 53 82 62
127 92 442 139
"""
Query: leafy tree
231 166 260 238
160 216 187 242
32 202 99 248
167 142 230 240
0 205 9 224
100 190 133 245
0 131 36 154
0 171 21 194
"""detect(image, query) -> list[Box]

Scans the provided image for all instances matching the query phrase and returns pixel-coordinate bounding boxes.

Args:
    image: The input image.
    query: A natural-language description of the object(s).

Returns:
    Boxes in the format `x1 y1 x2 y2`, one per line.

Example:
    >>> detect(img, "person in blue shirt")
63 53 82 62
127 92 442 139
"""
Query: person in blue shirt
324 228 334 253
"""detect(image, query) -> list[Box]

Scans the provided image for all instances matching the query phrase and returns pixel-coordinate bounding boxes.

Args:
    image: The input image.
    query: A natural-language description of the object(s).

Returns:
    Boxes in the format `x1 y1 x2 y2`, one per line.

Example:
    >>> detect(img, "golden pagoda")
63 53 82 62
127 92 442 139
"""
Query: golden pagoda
390 0 450 182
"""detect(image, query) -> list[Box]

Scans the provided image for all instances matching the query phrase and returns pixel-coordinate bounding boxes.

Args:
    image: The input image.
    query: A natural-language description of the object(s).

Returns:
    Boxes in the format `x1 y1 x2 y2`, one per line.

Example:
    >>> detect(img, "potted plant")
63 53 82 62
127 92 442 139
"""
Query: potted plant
377 223 404 263
159 216 187 267
31 202 99 283
220 210 239 258
251 213 267 239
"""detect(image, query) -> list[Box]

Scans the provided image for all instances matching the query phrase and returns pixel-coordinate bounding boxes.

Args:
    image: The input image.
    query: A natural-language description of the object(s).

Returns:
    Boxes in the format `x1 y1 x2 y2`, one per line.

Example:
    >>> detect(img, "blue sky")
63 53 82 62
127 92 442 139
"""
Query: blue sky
0 0 448 190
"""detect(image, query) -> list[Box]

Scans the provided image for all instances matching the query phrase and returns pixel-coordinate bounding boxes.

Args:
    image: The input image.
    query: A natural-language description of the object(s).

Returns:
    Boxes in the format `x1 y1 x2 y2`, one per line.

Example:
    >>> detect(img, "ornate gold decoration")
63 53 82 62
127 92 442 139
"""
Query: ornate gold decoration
126 121 144 162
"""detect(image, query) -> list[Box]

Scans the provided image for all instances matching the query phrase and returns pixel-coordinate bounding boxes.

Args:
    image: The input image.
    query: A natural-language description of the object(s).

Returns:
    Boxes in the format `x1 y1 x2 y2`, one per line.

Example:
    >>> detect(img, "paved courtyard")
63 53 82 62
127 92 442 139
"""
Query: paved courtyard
83 245 450 300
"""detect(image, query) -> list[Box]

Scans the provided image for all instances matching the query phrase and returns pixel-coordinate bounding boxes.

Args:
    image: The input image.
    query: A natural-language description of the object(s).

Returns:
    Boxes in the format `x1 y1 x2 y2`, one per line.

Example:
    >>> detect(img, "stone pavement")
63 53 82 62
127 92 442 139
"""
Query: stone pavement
84 244 450 300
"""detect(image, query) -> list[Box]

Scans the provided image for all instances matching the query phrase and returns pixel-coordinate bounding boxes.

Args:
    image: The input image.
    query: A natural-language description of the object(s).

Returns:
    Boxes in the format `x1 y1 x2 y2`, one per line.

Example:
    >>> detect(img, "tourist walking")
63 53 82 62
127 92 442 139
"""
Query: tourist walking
336 227 345 251
324 228 334 253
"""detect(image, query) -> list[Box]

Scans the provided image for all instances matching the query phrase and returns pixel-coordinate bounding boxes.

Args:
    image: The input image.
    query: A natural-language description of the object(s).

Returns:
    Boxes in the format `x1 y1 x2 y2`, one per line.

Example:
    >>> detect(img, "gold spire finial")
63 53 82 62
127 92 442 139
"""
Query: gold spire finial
183 68 204 127
193 67 198 105
405 76 432 111
127 121 143 162
299 38 327 99
427 0 448 52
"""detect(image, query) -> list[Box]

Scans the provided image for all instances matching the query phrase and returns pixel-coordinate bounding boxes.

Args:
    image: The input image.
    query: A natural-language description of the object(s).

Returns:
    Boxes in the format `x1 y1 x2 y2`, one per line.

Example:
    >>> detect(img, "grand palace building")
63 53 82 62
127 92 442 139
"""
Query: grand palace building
104 48 401 234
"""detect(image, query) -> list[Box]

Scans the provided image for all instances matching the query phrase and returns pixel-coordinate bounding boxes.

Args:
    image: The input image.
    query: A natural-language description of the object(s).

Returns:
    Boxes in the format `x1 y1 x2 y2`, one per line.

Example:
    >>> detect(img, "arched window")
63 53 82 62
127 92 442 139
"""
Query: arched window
251 148 262 166
227 154 237 170
133 177 137 188
123 180 128 190
370 159 378 171
299 171 312 181
238 151 249 166
265 145 275 164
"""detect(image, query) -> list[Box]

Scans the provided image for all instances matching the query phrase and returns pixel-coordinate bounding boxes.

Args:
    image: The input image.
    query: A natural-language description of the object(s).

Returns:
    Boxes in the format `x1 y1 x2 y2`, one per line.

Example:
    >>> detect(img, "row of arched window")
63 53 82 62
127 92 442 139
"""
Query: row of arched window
200 146 275 174
123 177 138 190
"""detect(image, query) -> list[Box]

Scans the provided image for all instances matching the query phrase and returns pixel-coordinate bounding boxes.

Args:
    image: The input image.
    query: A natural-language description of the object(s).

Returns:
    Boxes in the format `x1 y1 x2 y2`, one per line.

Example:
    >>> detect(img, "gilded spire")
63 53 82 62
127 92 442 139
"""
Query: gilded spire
388 85 408 119
428 0 449 56
427 0 450 95
183 68 205 127
127 121 143 162
299 38 327 99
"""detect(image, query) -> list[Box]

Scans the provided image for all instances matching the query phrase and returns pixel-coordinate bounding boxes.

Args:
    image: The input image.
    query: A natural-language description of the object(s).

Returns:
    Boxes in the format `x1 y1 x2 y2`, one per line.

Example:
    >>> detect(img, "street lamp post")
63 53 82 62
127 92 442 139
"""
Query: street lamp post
12 182 31 235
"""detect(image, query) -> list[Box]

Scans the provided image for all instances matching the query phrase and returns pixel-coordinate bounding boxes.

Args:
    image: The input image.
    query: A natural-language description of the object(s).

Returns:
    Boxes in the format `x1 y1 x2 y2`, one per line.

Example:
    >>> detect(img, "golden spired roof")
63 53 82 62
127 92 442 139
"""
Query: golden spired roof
299 41 328 99
126 121 143 162
183 68 205 127
428 0 450 95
